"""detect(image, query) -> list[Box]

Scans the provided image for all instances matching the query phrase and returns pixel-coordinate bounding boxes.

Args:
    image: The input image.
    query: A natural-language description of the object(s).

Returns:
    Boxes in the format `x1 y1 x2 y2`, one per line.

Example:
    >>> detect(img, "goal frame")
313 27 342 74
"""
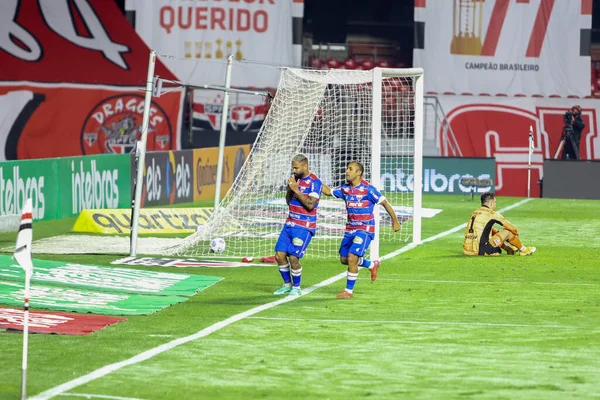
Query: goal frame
130 51 424 258
371 67 424 259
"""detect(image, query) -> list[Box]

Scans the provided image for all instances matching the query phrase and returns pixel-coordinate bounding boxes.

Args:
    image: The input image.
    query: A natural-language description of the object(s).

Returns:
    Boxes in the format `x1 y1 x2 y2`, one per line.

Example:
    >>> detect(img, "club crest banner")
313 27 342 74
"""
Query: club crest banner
126 0 304 88
414 0 592 97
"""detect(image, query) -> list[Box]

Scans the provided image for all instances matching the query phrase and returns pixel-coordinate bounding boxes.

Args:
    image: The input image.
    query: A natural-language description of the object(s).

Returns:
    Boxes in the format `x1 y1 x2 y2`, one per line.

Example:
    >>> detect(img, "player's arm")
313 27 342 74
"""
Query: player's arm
288 176 319 211
493 211 518 235
293 192 318 211
381 199 401 232
285 188 293 205
322 184 332 196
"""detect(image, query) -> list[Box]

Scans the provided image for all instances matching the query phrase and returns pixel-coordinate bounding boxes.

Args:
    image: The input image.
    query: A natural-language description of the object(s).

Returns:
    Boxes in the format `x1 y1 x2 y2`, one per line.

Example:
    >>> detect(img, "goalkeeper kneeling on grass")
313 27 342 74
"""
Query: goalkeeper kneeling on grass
463 192 536 256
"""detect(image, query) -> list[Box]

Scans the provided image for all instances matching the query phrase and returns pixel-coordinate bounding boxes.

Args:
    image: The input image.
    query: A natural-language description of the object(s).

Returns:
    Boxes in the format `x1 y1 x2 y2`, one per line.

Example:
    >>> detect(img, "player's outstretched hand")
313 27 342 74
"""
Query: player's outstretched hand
392 220 401 232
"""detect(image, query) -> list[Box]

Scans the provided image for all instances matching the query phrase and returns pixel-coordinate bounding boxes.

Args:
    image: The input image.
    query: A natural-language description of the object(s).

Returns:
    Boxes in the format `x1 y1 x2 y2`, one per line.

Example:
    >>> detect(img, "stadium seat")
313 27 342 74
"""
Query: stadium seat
343 58 358 70
376 60 391 68
361 59 375 70
308 57 323 69
326 58 341 69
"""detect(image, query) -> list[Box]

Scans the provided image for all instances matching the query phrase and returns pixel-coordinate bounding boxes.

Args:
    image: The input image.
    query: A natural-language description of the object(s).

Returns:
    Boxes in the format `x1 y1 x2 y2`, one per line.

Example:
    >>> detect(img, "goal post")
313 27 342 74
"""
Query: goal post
152 66 423 260
129 50 157 257
370 67 424 260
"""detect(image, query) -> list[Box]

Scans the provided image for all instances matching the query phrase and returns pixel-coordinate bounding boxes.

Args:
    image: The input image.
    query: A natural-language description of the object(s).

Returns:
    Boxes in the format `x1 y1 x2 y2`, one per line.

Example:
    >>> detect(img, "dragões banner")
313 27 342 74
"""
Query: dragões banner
0 0 184 160
126 0 304 88
434 95 600 197
414 0 592 97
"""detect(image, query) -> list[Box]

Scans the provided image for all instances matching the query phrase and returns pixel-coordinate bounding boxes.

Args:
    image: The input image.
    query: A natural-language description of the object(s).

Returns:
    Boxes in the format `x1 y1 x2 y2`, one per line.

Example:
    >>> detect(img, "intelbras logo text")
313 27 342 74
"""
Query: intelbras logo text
381 169 493 193
71 160 119 213
0 166 45 218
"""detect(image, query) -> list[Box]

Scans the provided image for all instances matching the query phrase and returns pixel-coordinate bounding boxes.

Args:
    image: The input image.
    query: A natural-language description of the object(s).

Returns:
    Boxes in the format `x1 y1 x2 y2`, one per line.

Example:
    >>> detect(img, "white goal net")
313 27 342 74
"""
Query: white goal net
161 67 423 259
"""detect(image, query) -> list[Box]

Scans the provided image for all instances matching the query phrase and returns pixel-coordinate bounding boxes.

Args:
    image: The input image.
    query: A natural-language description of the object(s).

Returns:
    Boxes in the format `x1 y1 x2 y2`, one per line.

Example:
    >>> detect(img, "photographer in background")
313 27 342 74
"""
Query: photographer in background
571 105 585 156
560 107 583 160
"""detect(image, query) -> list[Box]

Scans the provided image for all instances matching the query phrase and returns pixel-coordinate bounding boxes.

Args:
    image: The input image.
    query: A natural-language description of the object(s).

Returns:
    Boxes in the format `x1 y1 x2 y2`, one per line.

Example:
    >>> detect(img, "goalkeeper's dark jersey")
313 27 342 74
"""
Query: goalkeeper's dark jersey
463 206 518 256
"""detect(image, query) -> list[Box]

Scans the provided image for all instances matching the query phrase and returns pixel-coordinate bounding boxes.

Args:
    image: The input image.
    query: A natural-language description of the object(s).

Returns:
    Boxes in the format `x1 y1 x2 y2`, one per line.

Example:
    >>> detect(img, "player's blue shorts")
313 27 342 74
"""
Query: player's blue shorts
339 230 373 258
274 225 314 259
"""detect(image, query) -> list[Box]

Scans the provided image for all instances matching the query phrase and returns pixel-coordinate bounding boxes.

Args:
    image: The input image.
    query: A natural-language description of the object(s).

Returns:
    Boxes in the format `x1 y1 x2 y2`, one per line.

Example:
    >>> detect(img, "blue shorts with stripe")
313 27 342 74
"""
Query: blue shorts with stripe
274 225 314 259
339 230 373 258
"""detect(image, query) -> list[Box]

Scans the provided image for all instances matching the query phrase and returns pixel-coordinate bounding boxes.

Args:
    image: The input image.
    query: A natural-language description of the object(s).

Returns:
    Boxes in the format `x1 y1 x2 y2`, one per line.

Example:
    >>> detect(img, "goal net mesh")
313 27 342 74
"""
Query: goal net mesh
162 68 418 259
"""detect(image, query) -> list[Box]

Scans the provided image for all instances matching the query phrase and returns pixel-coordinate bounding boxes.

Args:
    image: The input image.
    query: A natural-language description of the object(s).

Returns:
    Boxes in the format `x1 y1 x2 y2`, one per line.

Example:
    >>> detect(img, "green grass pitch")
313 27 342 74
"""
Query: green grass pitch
0 194 598 400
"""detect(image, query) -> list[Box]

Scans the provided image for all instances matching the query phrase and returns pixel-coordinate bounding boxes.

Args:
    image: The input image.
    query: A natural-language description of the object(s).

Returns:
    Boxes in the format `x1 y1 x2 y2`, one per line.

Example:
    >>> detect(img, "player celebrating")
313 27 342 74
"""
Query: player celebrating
323 161 401 299
463 192 536 256
273 154 323 297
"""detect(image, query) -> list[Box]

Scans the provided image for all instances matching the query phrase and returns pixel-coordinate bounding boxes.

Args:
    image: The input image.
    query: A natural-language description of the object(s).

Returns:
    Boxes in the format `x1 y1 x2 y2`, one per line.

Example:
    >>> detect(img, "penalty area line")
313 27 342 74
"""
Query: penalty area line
247 316 579 329
31 198 533 400
61 393 146 400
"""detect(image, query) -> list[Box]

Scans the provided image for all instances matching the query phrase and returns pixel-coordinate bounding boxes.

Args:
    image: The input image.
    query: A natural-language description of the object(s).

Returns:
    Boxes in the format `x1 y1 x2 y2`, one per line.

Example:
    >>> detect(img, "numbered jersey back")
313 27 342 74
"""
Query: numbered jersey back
463 206 512 256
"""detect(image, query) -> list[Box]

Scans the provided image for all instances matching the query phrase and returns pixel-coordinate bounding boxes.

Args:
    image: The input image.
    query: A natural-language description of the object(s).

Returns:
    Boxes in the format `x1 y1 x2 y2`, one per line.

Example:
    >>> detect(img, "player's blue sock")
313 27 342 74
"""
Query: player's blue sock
358 257 371 268
345 271 358 292
291 267 302 288
279 264 291 285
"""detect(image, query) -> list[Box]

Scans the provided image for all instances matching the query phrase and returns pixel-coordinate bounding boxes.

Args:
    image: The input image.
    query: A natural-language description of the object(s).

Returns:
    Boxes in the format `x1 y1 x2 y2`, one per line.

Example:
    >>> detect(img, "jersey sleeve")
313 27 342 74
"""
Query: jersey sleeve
492 211 518 235
368 186 386 205
332 186 343 199
308 179 323 199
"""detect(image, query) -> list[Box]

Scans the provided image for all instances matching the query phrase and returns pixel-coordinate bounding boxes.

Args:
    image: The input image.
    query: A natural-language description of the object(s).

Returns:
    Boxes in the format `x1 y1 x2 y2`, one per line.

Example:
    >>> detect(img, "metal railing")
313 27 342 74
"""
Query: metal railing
424 95 463 157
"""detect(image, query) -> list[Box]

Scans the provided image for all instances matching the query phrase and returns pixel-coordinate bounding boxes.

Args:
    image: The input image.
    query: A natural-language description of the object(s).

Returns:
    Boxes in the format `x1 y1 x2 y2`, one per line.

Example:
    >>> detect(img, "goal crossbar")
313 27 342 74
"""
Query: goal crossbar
130 60 424 260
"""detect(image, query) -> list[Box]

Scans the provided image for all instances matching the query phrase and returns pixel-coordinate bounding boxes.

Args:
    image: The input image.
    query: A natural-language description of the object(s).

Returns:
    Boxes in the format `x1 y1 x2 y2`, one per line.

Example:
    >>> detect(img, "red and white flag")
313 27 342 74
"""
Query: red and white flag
13 198 33 279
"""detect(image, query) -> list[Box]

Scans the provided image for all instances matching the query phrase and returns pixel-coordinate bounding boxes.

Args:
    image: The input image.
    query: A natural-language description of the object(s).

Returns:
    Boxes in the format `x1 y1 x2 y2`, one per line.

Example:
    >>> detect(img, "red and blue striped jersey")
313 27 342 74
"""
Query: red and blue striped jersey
286 173 322 233
332 179 385 234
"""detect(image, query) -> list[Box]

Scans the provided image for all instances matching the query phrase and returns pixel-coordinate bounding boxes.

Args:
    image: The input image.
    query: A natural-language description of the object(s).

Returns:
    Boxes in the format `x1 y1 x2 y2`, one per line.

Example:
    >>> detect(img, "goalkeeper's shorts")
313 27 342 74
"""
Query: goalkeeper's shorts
478 240 502 256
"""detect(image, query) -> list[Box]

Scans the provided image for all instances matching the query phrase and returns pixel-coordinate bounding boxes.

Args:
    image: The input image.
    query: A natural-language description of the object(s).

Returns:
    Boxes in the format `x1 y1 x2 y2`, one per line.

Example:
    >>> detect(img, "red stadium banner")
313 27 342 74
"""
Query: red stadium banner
0 86 181 159
414 0 591 97
126 0 304 88
435 95 600 197
0 0 184 160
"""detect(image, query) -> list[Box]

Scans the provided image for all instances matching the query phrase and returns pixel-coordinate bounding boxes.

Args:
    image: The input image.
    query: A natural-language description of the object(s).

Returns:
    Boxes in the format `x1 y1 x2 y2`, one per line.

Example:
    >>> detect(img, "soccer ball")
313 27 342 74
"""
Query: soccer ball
210 238 226 254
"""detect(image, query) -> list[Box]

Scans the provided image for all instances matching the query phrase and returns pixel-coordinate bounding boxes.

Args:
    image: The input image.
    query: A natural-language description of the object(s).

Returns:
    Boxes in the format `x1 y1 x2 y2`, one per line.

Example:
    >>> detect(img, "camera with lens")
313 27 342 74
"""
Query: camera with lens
563 111 573 123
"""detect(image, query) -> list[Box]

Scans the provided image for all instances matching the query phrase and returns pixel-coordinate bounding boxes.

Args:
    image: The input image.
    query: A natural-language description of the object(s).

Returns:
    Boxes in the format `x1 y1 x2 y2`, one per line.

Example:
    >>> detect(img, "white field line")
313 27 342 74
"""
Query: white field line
356 278 600 286
31 198 532 400
246 316 581 329
61 394 146 400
